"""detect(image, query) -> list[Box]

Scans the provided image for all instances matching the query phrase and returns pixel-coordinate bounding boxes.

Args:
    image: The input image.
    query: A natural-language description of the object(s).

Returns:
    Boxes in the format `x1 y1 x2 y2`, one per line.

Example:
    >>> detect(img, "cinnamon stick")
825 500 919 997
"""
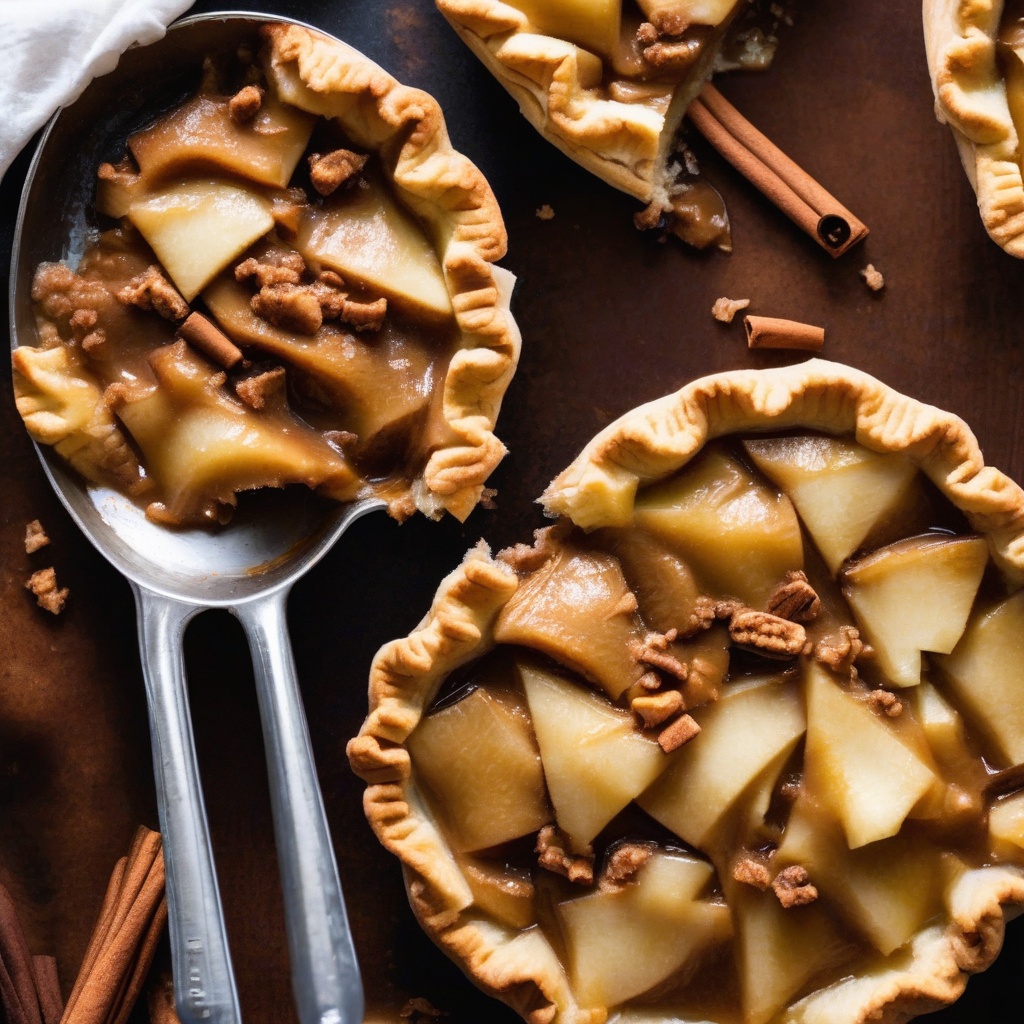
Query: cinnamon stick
176 312 243 369
744 316 825 352
687 84 868 257
62 827 167 1024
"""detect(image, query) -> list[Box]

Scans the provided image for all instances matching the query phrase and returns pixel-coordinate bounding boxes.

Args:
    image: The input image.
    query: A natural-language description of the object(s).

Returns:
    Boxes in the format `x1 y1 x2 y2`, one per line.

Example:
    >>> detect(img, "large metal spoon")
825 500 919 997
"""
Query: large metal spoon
9 13 377 1024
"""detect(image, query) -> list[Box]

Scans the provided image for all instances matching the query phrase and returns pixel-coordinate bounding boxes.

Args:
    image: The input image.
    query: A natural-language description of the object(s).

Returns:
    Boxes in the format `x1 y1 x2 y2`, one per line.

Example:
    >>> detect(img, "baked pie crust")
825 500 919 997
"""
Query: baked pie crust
349 359 1024 1024
923 0 1024 256
264 25 521 519
434 0 754 207
14 23 519 524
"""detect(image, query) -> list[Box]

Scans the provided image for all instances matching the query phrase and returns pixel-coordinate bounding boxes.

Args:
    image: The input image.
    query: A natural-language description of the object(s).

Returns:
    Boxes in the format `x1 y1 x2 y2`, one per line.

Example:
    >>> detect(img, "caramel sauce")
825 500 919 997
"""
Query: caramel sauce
409 433 1024 1023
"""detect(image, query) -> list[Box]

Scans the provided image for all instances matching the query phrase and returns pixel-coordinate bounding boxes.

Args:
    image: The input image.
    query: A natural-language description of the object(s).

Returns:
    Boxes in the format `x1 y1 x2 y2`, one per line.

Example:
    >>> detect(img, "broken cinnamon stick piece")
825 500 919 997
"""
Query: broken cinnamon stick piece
688 84 868 257
62 827 167 1024
745 316 825 352
176 313 243 369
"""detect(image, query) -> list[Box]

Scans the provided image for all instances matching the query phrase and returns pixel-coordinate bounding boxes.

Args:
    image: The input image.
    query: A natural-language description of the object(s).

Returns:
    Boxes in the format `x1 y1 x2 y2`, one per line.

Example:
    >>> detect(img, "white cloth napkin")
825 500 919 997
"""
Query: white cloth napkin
0 0 195 179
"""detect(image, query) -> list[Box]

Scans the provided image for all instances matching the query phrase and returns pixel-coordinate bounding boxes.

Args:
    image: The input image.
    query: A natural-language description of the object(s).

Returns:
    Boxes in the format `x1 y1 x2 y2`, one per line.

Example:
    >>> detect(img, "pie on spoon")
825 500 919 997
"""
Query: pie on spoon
349 359 1024 1024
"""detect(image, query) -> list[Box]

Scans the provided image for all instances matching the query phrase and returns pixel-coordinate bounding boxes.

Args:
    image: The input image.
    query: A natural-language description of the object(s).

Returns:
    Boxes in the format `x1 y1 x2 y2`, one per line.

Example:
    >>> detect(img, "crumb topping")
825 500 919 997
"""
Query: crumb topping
772 865 818 908
235 367 287 411
116 266 189 323
308 148 368 195
24 519 50 554
25 567 68 615
536 824 594 885
599 842 654 891
733 853 772 891
228 84 264 123
711 296 751 323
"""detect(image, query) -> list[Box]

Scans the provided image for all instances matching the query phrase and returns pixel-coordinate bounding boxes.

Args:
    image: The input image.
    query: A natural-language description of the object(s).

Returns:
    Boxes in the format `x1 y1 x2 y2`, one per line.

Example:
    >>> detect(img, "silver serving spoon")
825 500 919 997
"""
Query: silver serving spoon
9 13 379 1024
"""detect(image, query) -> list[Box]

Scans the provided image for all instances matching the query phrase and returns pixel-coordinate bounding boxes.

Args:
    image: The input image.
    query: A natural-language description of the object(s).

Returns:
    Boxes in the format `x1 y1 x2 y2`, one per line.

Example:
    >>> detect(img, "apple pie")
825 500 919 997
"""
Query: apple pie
12 23 519 527
436 0 784 247
924 0 1024 256
349 360 1024 1024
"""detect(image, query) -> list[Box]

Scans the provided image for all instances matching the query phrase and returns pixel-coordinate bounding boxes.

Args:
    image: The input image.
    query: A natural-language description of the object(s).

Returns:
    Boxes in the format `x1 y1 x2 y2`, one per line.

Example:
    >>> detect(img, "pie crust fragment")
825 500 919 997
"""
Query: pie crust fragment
435 0 775 229
13 23 519 526
349 360 1024 1024
923 0 1024 256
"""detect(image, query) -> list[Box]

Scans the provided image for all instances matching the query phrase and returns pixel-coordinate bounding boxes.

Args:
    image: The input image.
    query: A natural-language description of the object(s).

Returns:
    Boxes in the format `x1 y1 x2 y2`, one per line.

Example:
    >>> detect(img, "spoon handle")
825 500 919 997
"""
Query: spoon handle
237 591 364 1024
134 587 242 1024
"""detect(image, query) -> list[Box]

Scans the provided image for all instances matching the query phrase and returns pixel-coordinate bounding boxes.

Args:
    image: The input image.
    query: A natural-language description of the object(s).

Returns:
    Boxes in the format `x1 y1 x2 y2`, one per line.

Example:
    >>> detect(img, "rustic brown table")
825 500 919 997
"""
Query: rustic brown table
1 0 1022 1021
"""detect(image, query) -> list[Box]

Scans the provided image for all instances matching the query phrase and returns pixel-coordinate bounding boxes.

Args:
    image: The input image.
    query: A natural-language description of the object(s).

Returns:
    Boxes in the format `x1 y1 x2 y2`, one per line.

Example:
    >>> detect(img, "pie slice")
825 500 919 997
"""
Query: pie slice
349 361 1024 1024
436 0 782 246
924 0 1024 255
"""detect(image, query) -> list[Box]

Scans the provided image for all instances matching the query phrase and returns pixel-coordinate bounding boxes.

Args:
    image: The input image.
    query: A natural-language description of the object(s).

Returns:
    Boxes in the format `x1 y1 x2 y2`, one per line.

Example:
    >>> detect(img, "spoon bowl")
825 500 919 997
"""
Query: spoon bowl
9 12 381 1024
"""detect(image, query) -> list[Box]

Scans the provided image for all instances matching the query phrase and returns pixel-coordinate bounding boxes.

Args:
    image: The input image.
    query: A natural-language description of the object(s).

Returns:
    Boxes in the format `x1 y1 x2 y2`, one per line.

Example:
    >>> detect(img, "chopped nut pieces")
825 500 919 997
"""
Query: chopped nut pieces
308 148 368 195
25 567 68 615
860 263 885 291
116 266 189 322
228 84 264 123
235 367 287 411
536 824 594 885
636 22 703 71
772 865 818 908
535 204 555 221
733 854 771 891
745 315 825 352
814 626 871 674
658 713 700 753
177 312 244 369
251 282 323 335
711 296 751 323
634 635 689 681
24 519 50 553
632 689 684 728
599 842 654 891
867 688 904 718
765 570 821 623
726 608 807 658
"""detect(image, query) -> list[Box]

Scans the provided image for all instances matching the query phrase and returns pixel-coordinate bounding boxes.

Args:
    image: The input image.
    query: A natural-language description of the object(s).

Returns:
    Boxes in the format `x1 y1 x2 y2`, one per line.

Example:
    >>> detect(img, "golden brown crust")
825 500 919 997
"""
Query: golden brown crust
542 358 1024 581
262 24 519 521
923 0 1024 255
435 0 726 203
350 362 1024 1023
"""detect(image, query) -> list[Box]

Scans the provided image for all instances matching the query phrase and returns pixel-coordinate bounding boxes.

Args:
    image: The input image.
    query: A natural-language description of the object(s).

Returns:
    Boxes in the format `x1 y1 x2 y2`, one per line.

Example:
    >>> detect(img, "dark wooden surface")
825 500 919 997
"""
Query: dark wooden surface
1 0 1023 1021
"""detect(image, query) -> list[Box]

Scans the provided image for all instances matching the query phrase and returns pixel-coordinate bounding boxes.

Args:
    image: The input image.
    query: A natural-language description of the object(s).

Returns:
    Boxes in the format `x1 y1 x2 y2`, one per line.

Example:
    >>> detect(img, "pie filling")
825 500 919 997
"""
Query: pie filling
406 433 1024 1023
13 45 460 527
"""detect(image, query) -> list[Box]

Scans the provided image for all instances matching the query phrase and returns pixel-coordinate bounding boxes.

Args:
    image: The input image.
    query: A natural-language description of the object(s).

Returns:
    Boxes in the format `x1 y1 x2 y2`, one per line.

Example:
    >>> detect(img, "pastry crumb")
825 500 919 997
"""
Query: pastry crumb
860 263 885 292
25 567 69 615
479 486 498 510
535 204 555 221
536 824 594 885
24 519 50 553
711 296 750 323
772 865 818 908
228 84 263 123
733 854 771 891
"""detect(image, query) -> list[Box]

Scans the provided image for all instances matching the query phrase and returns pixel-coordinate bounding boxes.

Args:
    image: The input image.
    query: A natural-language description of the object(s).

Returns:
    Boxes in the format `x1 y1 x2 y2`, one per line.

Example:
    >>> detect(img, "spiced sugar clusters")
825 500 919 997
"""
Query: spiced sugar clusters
350 363 1024 1024
13 24 518 527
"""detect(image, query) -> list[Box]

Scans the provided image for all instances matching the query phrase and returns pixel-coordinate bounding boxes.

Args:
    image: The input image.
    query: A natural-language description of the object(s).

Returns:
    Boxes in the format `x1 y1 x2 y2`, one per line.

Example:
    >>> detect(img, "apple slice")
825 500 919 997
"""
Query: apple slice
729 879 848 1024
128 89 315 189
495 544 645 699
408 681 551 852
934 589 1024 766
505 0 621 59
777 796 942 955
637 674 805 848
113 341 357 524
520 662 668 850
632 446 803 608
803 662 938 849
557 850 730 1008
458 856 536 930
908 679 967 766
294 173 452 320
989 791 1024 856
841 534 988 687
744 435 920 573
128 180 274 300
